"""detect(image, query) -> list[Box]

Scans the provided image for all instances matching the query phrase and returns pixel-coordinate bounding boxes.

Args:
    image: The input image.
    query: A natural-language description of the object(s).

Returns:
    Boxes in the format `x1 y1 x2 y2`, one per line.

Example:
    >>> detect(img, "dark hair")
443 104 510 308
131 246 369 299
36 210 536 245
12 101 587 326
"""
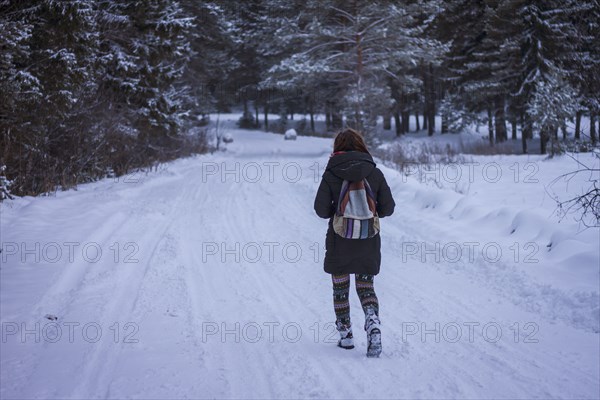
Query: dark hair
333 129 370 154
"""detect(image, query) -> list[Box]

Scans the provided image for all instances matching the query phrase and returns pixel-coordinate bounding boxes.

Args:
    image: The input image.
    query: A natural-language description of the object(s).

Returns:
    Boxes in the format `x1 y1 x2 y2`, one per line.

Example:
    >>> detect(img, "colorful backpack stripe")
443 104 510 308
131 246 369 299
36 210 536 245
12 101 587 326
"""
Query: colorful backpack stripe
333 179 380 239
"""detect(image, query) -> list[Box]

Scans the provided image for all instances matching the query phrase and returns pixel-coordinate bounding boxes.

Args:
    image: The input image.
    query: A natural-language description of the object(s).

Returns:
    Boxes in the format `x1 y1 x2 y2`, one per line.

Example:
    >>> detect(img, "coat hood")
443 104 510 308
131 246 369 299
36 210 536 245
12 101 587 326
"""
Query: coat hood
326 151 376 181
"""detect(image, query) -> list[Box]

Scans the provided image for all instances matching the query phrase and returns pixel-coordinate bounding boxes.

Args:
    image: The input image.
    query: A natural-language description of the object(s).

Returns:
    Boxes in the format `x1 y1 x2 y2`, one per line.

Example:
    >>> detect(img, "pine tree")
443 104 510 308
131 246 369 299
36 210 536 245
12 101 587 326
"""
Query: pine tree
217 1 268 127
490 0 585 153
180 1 234 117
265 0 443 137
0 0 197 196
0 0 100 194
434 0 494 139
570 0 600 145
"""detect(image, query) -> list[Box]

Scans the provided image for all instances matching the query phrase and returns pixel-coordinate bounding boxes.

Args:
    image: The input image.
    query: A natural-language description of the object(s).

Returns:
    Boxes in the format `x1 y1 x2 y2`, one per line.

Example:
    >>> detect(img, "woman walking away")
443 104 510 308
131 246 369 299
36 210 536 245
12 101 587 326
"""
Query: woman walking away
314 129 395 358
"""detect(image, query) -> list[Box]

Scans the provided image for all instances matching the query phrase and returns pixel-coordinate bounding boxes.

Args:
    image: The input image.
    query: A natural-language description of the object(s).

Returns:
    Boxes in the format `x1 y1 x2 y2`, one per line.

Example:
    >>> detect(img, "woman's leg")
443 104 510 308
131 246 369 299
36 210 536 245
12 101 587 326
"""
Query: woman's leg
331 274 351 330
356 274 382 357
355 274 379 316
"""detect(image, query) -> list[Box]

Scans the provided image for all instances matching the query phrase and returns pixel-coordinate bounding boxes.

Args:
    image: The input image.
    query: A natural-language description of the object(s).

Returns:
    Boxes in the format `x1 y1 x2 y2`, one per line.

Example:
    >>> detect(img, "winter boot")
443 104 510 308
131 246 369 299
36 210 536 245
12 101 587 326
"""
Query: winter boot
336 322 355 350
364 307 381 358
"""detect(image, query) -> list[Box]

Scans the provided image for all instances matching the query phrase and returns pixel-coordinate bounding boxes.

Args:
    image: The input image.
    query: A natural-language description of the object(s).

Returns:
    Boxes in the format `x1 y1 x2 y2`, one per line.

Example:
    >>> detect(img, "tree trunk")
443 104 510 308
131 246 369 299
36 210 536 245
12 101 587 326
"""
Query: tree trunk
521 113 533 154
522 113 532 140
561 119 568 140
494 98 507 143
332 108 343 130
427 63 436 136
521 113 529 154
540 126 548 154
325 103 331 131
402 111 410 133
591 113 597 146
494 113 506 143
574 110 582 140
255 106 260 129
394 111 402 136
310 110 315 133
487 108 494 146
415 112 420 131
383 113 391 130
355 19 364 133
389 80 405 135
511 117 517 140
551 125 559 155
440 83 448 134
421 61 435 136
427 114 435 136
264 104 269 131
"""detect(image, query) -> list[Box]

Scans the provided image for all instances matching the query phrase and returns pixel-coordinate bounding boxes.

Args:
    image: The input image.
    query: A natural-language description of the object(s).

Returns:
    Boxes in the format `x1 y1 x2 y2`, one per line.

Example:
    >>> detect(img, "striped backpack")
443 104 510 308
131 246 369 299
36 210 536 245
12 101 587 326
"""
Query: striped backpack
333 179 380 239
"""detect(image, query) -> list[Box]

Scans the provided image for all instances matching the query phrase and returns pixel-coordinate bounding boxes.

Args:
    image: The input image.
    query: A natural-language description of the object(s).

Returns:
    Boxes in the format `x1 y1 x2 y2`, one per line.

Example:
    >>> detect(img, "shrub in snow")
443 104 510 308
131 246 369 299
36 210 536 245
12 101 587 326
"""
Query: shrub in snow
284 129 297 140
269 118 286 134
197 114 210 127
0 165 14 201
267 110 288 134
551 151 600 227
222 133 234 143
237 111 259 129
295 118 317 136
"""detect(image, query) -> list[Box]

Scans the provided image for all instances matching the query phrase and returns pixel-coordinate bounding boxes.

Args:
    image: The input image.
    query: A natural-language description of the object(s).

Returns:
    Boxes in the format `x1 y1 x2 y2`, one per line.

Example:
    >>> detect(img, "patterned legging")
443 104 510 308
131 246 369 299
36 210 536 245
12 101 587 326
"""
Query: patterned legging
332 274 379 330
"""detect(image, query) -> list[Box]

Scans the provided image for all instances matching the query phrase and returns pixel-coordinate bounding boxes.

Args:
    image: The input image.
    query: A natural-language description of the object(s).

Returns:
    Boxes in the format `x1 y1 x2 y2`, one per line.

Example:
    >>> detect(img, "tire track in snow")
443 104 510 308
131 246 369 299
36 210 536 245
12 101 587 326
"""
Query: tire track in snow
177 160 339 398
70 214 184 398
2 209 135 398
104 168 220 398
7 173 195 398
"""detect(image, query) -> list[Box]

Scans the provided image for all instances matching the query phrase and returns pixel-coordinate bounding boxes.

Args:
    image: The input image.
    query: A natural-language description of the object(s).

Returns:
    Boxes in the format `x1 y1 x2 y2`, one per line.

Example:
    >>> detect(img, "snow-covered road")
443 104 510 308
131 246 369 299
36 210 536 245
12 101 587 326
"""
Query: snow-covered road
1 128 599 399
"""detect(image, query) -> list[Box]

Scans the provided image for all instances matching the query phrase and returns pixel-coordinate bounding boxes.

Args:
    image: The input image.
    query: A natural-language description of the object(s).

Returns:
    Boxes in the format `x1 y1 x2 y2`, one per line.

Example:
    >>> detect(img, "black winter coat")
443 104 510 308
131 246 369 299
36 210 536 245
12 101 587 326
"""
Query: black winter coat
314 151 395 275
